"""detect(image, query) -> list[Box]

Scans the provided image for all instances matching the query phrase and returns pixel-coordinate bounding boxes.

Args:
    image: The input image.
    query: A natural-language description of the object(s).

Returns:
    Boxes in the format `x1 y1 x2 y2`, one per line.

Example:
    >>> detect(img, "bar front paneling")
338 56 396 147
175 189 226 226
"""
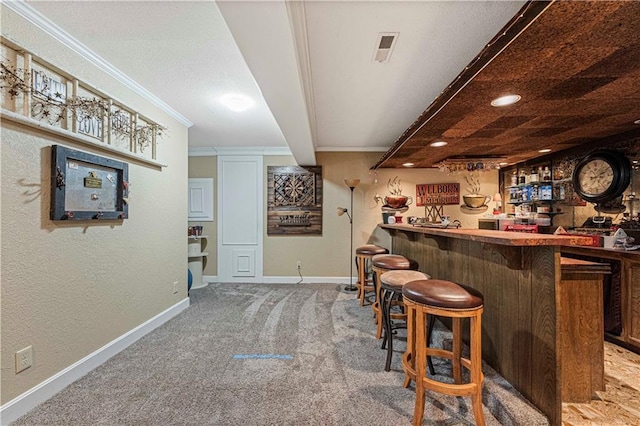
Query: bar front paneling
382 224 592 425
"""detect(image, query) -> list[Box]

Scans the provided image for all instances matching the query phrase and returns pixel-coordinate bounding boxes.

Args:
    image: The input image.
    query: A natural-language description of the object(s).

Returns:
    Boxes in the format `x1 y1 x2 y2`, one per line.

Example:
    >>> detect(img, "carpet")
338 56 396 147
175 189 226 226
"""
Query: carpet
13 283 548 425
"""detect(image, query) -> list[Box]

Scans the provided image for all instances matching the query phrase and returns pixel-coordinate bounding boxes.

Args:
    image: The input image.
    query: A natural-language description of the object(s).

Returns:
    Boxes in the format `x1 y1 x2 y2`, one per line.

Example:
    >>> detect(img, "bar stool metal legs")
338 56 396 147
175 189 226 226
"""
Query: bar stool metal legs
379 269 430 372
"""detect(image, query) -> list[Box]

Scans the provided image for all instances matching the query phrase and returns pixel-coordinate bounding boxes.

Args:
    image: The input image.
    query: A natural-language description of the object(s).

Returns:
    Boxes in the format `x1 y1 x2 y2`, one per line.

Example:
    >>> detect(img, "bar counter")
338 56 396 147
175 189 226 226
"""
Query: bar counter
379 224 603 425
379 223 595 247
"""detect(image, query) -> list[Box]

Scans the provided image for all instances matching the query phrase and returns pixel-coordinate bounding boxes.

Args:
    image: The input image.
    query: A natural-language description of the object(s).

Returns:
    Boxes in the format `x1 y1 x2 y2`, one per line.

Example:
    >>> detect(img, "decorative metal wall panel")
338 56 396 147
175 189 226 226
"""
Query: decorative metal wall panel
267 166 322 235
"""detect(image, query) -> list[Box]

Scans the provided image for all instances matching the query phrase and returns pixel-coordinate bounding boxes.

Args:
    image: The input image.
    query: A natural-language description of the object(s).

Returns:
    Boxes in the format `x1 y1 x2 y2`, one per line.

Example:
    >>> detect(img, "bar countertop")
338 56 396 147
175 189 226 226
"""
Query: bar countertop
379 223 595 247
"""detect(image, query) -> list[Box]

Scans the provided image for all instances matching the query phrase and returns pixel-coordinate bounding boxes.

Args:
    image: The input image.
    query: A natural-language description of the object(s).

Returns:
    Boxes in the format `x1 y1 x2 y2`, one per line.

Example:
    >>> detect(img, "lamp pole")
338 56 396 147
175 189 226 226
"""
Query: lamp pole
344 185 356 291
343 179 360 292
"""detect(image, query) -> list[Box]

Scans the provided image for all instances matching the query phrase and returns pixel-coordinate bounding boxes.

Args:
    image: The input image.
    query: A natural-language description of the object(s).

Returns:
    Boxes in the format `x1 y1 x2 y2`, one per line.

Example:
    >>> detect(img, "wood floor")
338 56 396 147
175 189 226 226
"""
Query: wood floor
562 341 640 425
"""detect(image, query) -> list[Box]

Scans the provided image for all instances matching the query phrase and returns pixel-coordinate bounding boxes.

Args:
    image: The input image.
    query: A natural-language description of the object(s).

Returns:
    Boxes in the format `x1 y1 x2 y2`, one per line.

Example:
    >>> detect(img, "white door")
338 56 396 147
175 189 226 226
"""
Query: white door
217 156 263 282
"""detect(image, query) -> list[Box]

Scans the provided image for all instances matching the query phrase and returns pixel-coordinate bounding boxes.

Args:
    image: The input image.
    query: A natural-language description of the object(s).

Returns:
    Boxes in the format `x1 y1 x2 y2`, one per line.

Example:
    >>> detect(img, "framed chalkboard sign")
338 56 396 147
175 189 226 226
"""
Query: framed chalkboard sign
50 145 129 220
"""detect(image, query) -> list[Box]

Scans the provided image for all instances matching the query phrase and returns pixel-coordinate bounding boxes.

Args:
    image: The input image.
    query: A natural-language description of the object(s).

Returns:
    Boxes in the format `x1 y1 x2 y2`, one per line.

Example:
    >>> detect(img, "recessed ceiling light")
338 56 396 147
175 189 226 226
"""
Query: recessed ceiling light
634 119 640 125
499 162 508 166
491 94 521 107
219 94 255 112
538 149 551 153
430 141 448 147
402 162 415 167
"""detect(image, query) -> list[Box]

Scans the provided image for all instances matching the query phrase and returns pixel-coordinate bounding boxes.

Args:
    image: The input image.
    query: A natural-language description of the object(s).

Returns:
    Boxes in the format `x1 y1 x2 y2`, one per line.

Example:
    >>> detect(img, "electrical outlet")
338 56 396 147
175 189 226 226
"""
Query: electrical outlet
16 346 33 373
173 281 179 294
296 261 302 269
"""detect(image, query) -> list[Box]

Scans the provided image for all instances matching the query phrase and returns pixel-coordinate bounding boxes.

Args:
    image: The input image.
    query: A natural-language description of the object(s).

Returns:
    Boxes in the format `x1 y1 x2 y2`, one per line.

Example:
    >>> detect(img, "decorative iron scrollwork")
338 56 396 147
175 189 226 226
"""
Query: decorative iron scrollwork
55 166 65 188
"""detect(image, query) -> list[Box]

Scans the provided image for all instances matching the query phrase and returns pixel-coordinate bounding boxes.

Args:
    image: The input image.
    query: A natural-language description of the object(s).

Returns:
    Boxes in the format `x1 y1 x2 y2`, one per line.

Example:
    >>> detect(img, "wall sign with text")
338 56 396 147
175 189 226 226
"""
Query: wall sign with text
416 183 460 206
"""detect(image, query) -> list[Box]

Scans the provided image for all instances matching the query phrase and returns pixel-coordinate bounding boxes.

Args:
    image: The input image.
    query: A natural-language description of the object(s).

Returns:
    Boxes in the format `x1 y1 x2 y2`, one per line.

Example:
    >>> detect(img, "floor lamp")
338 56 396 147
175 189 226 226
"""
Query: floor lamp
337 179 360 292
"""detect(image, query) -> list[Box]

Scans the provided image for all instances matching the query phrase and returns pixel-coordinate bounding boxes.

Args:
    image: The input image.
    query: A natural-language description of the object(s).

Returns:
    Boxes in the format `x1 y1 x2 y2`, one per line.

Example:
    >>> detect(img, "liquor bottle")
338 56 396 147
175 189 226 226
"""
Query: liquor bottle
530 167 538 183
542 166 551 181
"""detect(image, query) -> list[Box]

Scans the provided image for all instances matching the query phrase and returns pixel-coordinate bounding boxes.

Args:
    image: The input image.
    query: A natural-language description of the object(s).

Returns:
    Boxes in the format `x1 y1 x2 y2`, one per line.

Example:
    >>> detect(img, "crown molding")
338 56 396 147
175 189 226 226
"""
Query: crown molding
3 0 193 128
315 146 391 152
189 146 292 157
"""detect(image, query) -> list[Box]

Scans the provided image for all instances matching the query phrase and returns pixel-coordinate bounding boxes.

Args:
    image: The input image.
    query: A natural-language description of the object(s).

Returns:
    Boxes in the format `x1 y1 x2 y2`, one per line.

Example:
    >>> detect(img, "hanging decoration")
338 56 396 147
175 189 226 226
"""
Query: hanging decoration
1 60 165 153
434 157 506 174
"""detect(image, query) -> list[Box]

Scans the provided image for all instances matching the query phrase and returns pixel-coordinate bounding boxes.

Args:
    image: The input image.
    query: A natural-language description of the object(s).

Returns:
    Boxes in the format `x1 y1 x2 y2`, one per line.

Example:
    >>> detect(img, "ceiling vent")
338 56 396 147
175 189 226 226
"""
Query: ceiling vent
372 32 399 63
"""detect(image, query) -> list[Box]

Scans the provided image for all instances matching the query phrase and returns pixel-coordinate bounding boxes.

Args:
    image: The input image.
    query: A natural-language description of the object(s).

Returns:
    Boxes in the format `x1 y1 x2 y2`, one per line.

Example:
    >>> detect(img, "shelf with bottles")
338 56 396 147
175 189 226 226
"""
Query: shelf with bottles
507 199 564 205
509 165 553 187
508 184 556 204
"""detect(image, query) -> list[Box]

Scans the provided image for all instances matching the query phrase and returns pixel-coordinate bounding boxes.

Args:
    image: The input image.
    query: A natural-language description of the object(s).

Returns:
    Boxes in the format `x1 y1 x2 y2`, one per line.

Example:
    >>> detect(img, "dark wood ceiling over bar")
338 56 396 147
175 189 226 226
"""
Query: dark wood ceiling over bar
373 0 640 169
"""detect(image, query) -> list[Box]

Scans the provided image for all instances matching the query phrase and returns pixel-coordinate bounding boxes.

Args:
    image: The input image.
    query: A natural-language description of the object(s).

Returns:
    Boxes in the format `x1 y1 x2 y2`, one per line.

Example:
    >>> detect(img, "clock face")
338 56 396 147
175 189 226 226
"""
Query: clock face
572 150 632 203
577 159 614 197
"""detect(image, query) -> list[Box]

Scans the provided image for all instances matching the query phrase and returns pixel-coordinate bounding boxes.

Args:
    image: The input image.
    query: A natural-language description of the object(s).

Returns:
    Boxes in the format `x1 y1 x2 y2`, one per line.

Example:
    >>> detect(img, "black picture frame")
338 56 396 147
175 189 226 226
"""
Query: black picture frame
50 145 129 221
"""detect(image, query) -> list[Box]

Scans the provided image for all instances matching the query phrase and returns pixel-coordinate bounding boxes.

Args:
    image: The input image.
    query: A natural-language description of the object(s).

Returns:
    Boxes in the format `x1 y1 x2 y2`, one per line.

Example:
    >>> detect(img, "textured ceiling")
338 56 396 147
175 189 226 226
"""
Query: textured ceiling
375 1 640 169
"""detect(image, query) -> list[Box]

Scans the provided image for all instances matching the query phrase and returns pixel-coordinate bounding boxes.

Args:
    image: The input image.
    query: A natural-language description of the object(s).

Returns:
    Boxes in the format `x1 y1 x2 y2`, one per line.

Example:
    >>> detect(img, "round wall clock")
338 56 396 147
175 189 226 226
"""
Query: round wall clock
572 150 631 203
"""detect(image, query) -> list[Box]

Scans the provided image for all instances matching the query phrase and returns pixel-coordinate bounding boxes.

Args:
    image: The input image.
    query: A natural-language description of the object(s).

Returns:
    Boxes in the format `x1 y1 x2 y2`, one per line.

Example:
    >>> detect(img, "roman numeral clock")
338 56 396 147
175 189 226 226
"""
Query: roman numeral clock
572 149 631 205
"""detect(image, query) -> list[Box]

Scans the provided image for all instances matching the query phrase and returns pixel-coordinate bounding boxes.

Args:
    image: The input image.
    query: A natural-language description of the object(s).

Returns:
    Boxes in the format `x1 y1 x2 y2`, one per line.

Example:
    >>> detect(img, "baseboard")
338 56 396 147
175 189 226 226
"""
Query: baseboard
261 276 350 284
0 298 190 425
198 276 350 285
202 276 349 285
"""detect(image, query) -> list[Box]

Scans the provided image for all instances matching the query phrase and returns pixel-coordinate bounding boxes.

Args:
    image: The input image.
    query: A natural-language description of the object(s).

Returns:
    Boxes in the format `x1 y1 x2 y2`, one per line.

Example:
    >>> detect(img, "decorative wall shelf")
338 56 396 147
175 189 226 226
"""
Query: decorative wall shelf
1 110 166 168
188 236 209 290
1 38 167 168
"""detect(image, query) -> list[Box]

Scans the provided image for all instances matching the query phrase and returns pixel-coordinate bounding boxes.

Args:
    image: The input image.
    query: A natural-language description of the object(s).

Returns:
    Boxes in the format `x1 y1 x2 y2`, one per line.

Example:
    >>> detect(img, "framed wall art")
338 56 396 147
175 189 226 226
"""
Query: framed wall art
50 145 129 221
267 165 322 235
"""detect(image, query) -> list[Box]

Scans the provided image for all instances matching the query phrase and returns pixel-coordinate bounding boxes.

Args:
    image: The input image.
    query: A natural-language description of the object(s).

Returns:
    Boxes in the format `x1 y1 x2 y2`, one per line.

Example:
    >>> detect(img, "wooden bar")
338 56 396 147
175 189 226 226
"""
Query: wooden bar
559 257 610 403
379 224 597 425
561 246 640 354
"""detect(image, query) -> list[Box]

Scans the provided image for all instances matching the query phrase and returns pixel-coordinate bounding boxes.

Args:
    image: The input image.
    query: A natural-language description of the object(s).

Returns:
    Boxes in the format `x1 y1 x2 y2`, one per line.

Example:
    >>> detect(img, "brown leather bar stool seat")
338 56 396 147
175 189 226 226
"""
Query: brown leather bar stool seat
371 254 419 339
355 245 389 306
402 279 485 426
380 270 430 371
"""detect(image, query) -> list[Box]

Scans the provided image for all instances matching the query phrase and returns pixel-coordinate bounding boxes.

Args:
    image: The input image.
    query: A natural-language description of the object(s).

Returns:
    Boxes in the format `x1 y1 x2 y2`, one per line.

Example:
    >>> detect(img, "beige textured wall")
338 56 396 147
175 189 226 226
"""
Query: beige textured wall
263 152 498 277
1 7 188 404
188 156 217 276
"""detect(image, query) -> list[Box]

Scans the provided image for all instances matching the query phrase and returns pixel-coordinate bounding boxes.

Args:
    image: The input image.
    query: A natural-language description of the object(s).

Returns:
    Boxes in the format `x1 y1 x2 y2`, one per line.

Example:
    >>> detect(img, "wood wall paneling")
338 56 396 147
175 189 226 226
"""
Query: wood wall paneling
391 232 560 424
517 247 533 400
530 246 560 426
629 262 640 347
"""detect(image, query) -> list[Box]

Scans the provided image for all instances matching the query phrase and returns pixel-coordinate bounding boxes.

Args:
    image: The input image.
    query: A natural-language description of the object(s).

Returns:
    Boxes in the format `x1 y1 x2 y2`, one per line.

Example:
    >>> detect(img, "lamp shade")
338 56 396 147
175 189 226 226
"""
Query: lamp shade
337 207 347 216
344 179 360 188
493 192 502 202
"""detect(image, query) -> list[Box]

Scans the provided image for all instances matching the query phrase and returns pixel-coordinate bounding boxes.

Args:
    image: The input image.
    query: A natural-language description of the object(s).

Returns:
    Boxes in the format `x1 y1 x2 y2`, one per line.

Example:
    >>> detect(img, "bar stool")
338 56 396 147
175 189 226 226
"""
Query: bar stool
379 270 430 372
355 244 389 306
371 254 418 339
402 279 485 426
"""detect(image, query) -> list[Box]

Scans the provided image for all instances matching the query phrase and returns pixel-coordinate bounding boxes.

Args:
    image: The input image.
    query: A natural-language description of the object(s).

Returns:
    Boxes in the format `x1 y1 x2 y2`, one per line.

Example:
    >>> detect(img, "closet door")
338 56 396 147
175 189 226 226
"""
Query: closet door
217 156 263 282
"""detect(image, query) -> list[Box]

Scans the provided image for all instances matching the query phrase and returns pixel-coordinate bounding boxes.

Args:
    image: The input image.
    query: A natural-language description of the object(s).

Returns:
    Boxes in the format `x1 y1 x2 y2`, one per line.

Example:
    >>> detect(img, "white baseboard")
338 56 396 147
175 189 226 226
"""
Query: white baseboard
201 276 350 285
0 298 190 425
262 276 350 284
